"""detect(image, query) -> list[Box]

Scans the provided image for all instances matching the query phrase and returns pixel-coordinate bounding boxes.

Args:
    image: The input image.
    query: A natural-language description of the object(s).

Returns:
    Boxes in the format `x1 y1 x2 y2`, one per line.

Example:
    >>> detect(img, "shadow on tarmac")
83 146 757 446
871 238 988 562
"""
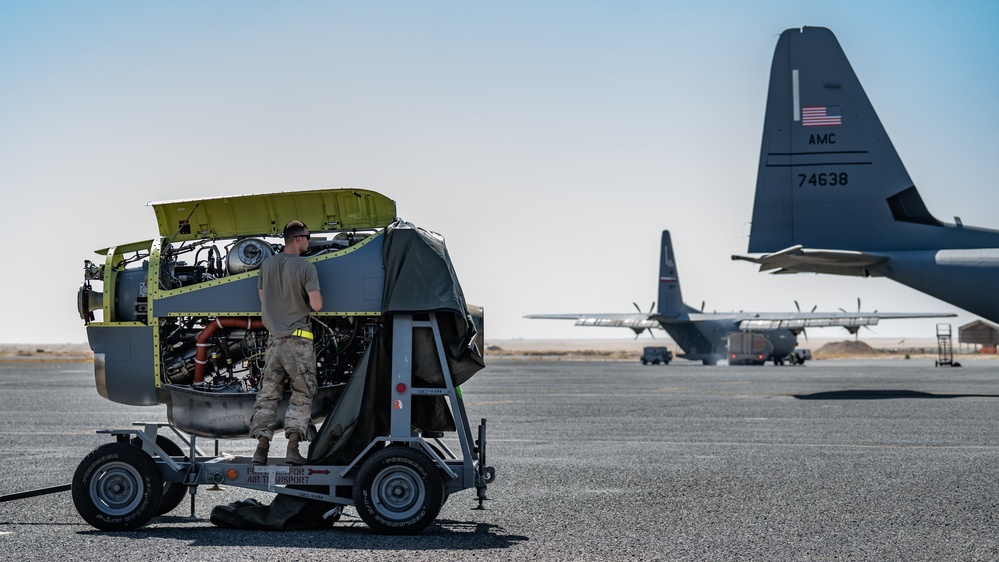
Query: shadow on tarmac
79 516 529 551
793 389 999 400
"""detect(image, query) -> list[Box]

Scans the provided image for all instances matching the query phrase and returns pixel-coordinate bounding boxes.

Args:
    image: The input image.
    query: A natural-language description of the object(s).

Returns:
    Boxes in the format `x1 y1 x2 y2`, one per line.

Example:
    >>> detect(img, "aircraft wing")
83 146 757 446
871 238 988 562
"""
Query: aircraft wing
731 246 889 277
726 310 955 332
524 313 659 331
528 308 953 334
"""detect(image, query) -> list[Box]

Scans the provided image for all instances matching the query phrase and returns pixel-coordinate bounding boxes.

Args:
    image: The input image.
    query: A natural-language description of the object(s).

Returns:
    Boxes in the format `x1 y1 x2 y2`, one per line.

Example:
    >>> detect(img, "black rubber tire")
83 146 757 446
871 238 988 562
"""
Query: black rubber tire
132 435 188 516
72 442 163 531
424 442 451 507
353 446 444 535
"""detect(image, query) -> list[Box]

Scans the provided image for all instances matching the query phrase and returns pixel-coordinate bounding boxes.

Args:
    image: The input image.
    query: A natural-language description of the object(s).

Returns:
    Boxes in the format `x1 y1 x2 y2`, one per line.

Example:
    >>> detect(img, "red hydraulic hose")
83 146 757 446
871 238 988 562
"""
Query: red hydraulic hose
193 317 265 384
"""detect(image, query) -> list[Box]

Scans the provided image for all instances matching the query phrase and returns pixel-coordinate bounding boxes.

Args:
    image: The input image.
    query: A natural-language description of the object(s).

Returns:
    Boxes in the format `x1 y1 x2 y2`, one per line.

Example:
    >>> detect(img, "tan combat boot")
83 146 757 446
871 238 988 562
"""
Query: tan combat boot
251 436 270 465
286 432 306 466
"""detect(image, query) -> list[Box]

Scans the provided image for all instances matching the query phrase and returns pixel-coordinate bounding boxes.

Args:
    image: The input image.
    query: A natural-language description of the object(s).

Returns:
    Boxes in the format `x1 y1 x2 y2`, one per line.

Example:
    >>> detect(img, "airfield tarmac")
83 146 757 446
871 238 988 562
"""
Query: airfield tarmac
1 357 998 561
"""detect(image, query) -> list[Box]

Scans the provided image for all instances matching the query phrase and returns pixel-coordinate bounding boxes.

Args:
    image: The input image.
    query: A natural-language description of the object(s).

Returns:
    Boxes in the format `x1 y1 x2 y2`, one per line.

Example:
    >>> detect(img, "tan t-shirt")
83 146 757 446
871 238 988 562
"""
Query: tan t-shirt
257 253 321 337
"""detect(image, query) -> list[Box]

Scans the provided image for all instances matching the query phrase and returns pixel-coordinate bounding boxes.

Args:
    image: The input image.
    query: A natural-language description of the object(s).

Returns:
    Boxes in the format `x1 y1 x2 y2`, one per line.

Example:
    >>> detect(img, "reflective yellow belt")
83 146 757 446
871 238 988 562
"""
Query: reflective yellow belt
291 329 313 340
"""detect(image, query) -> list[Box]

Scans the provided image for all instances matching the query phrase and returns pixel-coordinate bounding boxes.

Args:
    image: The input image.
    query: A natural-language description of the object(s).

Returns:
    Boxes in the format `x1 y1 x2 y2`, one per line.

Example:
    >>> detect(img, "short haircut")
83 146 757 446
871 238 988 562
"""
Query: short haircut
283 220 308 243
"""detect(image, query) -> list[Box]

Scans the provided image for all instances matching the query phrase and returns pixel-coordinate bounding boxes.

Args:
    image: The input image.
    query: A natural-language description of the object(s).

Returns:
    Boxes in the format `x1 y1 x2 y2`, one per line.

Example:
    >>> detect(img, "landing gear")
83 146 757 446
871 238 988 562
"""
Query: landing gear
72 442 163 531
353 447 444 535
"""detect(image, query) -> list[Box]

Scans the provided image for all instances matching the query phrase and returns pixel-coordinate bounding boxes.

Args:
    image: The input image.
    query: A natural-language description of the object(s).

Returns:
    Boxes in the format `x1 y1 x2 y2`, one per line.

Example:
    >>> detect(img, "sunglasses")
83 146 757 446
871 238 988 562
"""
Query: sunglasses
295 233 311 240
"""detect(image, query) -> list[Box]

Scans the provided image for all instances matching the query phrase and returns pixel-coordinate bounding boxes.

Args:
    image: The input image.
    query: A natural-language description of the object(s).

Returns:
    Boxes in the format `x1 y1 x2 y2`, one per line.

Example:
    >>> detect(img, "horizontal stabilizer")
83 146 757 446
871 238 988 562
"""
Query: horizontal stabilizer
732 247 888 276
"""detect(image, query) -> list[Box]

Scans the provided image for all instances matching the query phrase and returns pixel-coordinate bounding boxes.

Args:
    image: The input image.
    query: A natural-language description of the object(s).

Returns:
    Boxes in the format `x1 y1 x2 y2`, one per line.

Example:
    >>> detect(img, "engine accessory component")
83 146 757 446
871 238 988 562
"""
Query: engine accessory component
226 238 274 274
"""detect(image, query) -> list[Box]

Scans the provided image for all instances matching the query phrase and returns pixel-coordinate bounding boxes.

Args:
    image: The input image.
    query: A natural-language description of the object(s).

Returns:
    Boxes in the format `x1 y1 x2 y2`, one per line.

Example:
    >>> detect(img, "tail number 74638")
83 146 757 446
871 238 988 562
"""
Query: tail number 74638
798 172 848 187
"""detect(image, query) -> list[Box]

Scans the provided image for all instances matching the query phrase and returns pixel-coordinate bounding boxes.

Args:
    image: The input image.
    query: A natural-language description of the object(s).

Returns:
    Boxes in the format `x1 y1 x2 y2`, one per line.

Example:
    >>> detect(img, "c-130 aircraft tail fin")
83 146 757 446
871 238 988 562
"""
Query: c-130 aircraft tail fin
736 26 999 324
657 230 699 317
748 26 953 254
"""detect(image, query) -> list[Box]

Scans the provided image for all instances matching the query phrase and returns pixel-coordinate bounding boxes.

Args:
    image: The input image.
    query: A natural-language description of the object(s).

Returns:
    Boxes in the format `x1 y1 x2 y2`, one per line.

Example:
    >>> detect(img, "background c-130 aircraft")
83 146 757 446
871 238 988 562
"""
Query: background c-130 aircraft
527 230 954 365
733 26 999 325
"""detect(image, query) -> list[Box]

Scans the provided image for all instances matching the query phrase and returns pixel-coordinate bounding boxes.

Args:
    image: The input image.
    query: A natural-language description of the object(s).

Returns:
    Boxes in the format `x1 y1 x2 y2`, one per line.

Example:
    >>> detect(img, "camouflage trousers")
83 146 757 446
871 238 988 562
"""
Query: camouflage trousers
249 335 318 441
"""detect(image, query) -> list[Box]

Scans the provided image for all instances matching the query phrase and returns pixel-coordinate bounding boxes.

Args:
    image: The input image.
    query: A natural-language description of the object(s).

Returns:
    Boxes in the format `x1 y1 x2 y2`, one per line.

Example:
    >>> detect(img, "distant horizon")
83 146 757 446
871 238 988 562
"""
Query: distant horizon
485 335 947 346
0 331 971 344
0 334 959 346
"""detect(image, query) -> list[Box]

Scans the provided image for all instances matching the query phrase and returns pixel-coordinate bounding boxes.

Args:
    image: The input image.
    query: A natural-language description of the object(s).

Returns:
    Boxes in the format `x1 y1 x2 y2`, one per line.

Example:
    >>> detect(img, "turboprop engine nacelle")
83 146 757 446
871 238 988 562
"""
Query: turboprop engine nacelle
80 189 410 438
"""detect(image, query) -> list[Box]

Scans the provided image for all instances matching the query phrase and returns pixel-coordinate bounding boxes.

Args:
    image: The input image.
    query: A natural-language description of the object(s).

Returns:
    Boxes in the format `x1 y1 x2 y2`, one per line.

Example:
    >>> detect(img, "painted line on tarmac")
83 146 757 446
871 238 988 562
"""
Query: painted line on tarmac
609 440 999 450
0 431 101 435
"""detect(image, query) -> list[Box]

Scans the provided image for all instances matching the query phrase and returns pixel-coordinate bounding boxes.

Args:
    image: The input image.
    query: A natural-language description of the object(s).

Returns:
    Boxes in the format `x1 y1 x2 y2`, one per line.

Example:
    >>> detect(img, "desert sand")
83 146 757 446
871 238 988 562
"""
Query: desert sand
0 343 93 362
2 337 992 363
483 337 996 361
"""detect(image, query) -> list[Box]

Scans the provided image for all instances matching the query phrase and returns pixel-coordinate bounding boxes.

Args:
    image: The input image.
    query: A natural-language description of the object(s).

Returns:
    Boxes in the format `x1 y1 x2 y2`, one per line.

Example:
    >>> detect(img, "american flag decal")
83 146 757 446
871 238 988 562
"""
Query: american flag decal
801 105 842 127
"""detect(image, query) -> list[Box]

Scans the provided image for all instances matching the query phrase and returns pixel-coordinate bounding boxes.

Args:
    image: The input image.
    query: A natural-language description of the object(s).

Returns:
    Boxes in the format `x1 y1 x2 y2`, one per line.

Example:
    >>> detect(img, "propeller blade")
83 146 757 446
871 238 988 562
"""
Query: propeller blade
795 300 817 313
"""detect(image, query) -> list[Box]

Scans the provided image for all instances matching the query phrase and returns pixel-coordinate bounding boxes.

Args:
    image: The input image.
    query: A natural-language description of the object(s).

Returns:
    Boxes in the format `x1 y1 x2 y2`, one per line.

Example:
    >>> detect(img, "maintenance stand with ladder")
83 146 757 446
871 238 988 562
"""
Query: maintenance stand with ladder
936 323 961 367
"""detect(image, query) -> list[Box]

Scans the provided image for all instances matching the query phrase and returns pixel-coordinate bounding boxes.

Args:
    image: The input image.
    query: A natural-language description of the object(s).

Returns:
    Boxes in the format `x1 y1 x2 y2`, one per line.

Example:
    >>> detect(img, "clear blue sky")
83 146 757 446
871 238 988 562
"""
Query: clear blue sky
2 1 997 344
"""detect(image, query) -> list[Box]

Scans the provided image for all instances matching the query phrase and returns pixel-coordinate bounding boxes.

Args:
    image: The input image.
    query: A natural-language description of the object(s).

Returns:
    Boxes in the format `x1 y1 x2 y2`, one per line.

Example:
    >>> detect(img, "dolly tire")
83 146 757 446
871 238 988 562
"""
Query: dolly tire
131 435 187 516
353 446 444 534
73 442 163 531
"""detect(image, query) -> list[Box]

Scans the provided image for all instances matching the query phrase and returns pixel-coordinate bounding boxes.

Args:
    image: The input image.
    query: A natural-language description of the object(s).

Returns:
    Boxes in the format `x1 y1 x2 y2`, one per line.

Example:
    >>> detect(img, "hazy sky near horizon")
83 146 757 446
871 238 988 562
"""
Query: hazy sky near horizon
2 1 997 344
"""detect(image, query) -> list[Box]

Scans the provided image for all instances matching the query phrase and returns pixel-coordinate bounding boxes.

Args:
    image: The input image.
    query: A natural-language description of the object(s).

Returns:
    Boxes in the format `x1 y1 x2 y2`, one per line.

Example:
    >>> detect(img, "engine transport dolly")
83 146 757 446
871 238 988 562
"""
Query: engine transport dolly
72 313 495 534
67 188 494 534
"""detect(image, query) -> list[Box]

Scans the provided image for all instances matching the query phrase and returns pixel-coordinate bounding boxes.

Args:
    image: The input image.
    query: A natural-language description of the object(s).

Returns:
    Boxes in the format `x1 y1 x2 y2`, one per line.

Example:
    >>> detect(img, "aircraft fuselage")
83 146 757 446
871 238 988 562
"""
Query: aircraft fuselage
659 316 797 365
881 250 999 323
